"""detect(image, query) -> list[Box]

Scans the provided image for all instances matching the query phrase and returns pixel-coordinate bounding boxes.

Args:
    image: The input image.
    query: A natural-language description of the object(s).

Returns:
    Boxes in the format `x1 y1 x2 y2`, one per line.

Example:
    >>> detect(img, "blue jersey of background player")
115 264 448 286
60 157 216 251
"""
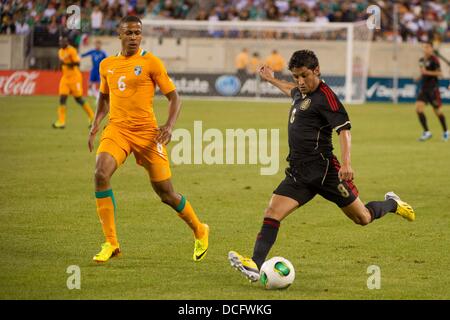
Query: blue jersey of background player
81 40 107 97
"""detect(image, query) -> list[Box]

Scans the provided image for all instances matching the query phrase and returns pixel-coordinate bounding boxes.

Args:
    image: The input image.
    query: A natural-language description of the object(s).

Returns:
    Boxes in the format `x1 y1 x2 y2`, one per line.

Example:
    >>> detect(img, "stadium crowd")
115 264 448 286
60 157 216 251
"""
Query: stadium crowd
0 0 448 42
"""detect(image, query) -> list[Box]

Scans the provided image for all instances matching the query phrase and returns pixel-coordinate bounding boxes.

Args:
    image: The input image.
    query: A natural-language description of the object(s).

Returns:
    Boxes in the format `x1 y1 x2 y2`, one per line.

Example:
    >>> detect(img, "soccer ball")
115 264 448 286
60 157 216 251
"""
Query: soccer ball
259 257 295 290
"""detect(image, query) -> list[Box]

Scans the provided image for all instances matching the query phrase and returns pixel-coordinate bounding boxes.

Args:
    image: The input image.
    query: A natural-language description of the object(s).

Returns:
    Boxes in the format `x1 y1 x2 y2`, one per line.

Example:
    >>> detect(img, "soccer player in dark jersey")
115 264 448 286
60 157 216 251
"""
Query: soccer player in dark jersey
228 50 416 282
416 42 448 141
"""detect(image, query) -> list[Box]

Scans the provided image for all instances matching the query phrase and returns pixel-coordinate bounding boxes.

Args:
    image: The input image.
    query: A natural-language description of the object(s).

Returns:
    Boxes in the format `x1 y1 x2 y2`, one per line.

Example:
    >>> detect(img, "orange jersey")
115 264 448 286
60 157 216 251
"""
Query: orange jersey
248 57 262 74
99 48 176 128
58 45 82 79
265 54 286 72
235 52 249 69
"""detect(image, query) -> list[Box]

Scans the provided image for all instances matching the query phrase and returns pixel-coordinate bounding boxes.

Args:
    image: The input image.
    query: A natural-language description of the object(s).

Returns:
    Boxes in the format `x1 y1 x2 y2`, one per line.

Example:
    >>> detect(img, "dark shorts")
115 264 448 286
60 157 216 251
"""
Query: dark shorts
273 156 359 208
417 87 442 108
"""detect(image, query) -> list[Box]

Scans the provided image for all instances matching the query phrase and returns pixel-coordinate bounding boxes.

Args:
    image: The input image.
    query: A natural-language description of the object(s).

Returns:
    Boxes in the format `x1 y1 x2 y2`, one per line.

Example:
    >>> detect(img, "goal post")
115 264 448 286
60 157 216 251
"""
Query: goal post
141 19 373 103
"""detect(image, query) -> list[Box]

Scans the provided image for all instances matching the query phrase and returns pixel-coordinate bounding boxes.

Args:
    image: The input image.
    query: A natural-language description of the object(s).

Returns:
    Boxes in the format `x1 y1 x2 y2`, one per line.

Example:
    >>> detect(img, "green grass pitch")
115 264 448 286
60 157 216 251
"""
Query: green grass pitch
0 96 449 299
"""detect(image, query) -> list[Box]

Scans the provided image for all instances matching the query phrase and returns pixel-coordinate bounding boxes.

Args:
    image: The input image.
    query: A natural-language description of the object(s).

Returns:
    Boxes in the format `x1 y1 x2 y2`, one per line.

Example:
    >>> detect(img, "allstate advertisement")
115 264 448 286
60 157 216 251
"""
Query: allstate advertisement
366 77 450 103
167 73 450 104
2 70 449 104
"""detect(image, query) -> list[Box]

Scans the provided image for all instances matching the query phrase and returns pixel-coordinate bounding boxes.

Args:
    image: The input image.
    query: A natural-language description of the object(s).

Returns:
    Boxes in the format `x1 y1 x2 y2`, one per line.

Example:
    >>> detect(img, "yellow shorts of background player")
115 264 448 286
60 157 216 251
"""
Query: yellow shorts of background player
59 76 83 97
96 124 172 182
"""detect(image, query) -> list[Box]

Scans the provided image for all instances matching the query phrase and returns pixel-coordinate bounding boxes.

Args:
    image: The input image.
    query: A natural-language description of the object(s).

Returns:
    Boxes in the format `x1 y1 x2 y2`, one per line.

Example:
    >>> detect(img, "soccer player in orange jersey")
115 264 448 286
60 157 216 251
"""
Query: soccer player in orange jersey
53 36 94 129
88 16 209 263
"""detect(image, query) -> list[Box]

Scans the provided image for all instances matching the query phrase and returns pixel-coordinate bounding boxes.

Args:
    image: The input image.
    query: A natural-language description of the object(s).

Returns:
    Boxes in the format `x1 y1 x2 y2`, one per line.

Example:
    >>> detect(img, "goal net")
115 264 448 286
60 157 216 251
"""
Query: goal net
141 19 373 103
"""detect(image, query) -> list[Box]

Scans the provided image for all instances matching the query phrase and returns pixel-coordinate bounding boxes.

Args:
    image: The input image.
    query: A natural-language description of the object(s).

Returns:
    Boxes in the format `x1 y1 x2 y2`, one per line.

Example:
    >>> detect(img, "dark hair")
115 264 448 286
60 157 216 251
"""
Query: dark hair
288 50 319 71
119 15 142 26
422 40 433 47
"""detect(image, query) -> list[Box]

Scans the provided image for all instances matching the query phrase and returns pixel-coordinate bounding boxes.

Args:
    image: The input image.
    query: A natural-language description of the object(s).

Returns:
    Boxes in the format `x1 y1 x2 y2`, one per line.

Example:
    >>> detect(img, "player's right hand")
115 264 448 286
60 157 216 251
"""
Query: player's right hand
88 125 99 152
259 65 274 81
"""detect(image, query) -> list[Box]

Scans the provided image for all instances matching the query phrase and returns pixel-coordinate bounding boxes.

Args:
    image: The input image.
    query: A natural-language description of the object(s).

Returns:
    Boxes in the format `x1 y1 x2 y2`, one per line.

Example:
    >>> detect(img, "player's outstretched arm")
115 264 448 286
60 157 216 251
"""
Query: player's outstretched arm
259 65 296 97
421 68 443 77
337 129 354 182
156 90 181 145
81 50 94 58
88 93 110 152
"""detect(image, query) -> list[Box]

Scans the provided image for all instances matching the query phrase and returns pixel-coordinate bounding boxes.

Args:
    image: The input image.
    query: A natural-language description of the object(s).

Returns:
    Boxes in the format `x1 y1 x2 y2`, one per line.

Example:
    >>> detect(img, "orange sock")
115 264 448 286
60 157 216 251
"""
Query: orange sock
57 105 66 123
95 189 118 247
82 102 94 121
176 195 205 239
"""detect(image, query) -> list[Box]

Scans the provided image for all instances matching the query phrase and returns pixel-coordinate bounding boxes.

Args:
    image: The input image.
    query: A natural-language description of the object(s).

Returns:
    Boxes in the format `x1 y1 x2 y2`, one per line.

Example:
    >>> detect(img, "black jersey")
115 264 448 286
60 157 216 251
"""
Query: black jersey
287 81 351 164
419 55 440 89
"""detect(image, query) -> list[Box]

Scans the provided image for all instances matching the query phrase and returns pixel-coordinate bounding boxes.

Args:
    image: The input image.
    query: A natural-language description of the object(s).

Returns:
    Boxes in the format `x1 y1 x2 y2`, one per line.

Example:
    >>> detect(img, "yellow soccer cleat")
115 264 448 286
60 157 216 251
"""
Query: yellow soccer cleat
193 224 209 262
93 242 121 263
52 120 65 129
228 250 260 282
385 192 415 222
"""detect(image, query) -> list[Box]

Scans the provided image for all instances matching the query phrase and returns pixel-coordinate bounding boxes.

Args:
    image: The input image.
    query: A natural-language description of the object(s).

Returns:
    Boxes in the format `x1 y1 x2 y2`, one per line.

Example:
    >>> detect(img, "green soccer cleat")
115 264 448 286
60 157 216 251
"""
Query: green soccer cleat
228 250 260 282
193 224 209 262
385 192 415 222
93 242 121 263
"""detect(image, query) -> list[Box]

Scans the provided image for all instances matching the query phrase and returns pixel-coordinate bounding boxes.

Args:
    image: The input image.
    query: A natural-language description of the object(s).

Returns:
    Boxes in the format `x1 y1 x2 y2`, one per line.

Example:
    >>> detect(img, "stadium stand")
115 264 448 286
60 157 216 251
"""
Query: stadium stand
0 1 448 43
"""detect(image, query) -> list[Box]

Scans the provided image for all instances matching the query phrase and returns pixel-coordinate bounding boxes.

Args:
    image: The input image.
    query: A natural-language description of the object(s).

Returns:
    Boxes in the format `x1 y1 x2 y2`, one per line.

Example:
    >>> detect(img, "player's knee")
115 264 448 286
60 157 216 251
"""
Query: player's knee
433 108 443 116
94 168 110 186
59 95 67 105
356 218 370 226
75 97 85 105
264 206 281 220
159 191 178 207
354 213 371 226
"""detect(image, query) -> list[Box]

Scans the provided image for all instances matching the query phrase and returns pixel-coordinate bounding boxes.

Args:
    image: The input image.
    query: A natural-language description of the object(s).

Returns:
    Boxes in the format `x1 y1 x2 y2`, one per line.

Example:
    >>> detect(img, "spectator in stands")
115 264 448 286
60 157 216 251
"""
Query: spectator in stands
195 8 208 21
235 47 250 79
247 52 262 76
1 15 16 34
103 8 119 35
42 2 56 23
265 49 285 77
15 15 30 35
315 10 330 24
284 8 300 23
0 0 448 43
91 6 103 35
47 15 59 35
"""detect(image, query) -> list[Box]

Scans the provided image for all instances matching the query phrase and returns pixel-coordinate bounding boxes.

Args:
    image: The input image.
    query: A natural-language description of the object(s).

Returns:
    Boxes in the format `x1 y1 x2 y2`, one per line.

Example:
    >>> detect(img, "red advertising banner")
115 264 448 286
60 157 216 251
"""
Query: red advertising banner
0 70 89 96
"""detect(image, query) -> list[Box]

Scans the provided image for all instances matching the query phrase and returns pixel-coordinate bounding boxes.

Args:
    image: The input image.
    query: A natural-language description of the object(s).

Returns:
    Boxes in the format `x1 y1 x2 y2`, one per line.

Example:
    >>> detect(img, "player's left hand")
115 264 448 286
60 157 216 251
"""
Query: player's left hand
338 163 354 182
156 124 173 145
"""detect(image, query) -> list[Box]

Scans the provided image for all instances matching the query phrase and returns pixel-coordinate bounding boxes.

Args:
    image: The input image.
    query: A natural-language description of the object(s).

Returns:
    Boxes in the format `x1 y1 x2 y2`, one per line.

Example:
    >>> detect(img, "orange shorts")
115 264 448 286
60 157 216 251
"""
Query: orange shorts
59 76 83 97
97 124 172 182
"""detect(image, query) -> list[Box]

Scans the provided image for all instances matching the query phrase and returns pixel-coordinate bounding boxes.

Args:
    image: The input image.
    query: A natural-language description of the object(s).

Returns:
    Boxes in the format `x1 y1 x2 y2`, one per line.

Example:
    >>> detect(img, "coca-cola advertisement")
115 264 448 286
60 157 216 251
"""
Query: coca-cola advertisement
0 70 89 96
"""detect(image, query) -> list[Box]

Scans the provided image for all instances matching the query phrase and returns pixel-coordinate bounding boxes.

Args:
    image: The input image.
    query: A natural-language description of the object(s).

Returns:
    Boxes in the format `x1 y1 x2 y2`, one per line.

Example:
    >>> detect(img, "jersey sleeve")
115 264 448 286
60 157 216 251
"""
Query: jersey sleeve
99 60 109 94
318 86 351 134
81 50 93 58
431 56 441 70
290 87 300 100
149 56 176 95
70 47 80 63
419 57 425 68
